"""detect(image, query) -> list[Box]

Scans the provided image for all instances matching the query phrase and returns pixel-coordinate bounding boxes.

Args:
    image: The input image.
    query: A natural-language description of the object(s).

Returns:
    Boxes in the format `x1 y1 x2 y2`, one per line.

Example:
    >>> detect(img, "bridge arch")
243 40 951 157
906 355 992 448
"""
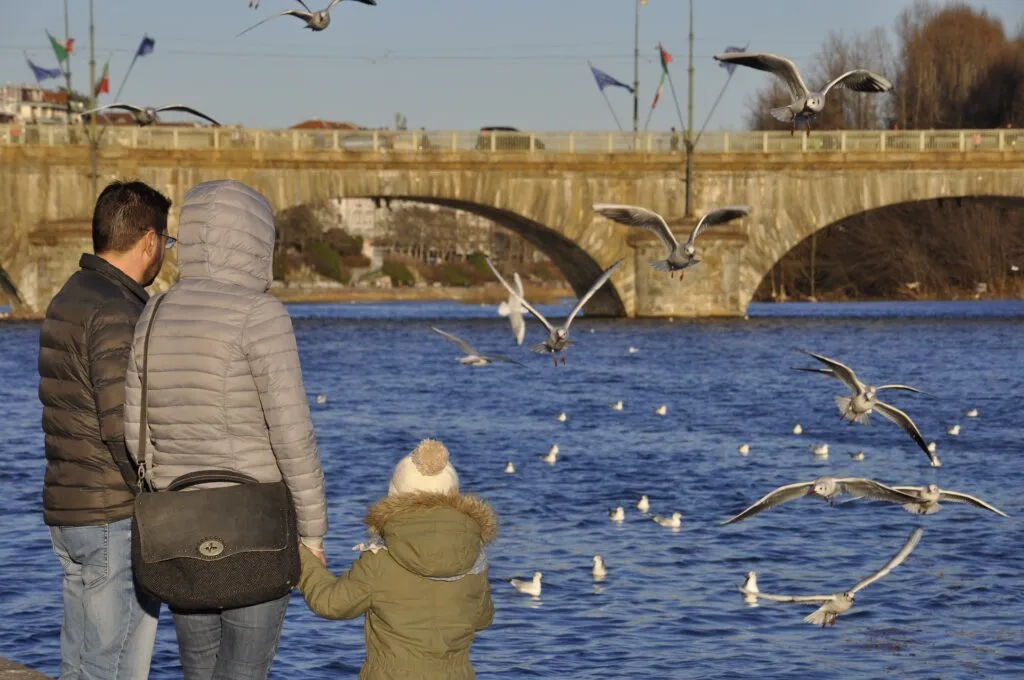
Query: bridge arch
0 264 23 312
727 167 1024 311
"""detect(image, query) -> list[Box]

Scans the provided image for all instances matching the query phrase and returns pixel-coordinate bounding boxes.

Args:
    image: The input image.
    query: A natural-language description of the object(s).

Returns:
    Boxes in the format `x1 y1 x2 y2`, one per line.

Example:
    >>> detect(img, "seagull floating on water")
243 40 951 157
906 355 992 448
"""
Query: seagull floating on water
504 461 515 474
637 495 650 513
965 408 979 418
510 572 542 597
496 271 527 346
738 443 751 456
83 103 220 127
741 571 760 606
556 412 568 423
947 424 961 436
721 476 920 525
315 393 328 405
714 51 893 136
653 512 682 529
608 506 625 523
610 400 624 411
655 405 668 416
796 349 938 467
628 346 640 355
487 257 623 366
849 450 865 462
542 445 559 465
238 0 377 37
741 528 922 627
431 327 524 367
592 555 608 580
811 443 829 458
593 204 751 279
792 424 803 435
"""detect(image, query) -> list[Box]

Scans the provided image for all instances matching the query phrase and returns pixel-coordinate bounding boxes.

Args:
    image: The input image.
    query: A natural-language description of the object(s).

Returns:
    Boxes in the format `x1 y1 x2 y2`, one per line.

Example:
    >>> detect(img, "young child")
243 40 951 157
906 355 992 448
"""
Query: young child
298 439 497 679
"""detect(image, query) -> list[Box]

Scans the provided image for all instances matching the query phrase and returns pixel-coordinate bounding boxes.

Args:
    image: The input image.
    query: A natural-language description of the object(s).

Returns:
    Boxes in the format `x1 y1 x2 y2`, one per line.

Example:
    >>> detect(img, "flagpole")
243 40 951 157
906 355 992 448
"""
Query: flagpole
88 0 97 201
684 0 695 218
602 90 626 132
111 50 141 105
632 0 640 136
63 0 72 119
694 71 734 147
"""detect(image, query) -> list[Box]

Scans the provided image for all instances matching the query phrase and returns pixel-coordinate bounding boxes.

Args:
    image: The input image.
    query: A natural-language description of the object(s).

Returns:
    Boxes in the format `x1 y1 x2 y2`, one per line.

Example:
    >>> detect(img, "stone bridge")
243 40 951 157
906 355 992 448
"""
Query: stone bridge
1 126 1022 317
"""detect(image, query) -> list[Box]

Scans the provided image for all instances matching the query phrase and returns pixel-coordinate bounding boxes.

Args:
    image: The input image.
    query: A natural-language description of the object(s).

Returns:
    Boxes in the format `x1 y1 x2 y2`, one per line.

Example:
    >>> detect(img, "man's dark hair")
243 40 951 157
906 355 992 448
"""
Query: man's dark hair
91 181 172 254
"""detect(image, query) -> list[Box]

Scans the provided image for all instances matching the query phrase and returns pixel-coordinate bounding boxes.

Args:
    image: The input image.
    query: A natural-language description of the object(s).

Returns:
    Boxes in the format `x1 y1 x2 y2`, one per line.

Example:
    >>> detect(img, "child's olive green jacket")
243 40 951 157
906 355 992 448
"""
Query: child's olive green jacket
298 491 497 680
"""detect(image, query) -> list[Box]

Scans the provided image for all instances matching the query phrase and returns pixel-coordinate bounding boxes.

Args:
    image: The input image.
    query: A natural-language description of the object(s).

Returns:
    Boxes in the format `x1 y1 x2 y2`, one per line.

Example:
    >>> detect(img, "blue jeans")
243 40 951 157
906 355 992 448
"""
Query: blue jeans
173 595 289 680
49 518 161 680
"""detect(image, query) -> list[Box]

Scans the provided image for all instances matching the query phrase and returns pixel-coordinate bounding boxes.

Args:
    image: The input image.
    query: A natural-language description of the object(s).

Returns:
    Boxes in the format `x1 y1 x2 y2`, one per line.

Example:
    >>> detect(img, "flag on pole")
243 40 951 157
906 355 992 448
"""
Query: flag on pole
94 60 110 96
46 31 69 63
590 64 634 93
26 56 62 83
651 72 666 110
640 0 648 5
135 35 155 58
717 45 748 75
657 43 673 72
65 38 75 54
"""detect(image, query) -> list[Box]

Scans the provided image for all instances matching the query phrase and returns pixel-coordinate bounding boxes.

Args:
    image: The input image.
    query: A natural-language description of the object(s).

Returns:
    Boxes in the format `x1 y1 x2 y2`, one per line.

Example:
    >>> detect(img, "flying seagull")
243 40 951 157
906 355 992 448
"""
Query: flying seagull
889 484 1008 518
486 258 623 366
721 476 920 525
739 528 923 627
795 349 939 467
238 0 377 37
496 271 527 346
592 204 751 279
430 327 524 367
713 51 892 136
82 103 220 127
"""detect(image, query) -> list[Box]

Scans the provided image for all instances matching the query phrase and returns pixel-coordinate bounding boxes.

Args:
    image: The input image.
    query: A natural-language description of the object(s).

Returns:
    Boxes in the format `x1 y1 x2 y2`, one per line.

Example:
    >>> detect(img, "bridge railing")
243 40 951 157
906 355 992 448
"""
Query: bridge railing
1 124 1020 154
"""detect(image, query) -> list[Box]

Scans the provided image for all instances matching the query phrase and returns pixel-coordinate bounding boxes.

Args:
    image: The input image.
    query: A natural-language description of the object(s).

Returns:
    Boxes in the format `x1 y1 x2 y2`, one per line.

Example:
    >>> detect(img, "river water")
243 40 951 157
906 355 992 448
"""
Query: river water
1 300 1022 678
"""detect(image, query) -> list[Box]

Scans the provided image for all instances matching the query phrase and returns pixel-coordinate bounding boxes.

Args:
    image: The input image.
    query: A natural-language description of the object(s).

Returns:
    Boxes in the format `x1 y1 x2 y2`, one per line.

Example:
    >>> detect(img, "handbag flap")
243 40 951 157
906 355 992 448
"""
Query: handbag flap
135 482 294 563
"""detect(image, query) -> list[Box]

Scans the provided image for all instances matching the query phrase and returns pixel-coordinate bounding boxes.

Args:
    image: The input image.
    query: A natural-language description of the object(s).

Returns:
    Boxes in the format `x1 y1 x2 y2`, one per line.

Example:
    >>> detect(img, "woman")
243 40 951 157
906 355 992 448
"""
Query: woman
124 179 328 680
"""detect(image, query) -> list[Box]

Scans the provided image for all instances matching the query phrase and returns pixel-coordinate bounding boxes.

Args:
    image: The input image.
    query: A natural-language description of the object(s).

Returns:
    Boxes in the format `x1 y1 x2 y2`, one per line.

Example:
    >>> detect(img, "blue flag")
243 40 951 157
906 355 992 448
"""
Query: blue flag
718 45 748 76
26 57 62 83
135 35 155 58
589 64 633 94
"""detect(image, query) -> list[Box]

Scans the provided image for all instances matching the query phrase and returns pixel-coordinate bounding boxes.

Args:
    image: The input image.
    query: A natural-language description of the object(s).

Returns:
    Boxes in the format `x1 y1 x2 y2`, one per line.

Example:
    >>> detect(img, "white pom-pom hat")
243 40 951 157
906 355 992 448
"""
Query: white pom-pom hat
388 439 460 496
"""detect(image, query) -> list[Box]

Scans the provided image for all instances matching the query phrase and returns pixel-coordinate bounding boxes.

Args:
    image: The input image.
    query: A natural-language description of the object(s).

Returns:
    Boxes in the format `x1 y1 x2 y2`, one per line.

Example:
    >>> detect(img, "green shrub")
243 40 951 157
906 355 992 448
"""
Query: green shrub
308 242 343 282
466 251 489 274
438 263 475 287
382 259 415 287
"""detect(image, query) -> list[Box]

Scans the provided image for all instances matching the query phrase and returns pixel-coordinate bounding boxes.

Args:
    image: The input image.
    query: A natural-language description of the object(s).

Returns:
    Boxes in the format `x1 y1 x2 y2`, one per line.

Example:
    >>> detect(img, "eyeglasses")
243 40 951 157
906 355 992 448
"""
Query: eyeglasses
155 231 177 249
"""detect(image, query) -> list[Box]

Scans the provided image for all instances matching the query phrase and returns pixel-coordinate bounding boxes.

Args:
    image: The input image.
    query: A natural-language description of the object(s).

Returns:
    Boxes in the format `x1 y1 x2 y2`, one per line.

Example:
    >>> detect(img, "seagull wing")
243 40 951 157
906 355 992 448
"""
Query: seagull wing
822 70 893 97
795 348 864 393
875 384 925 394
721 481 814 525
513 271 525 297
713 52 809 99
837 479 922 505
936 489 1009 518
794 366 837 377
481 354 528 368
82 103 144 116
564 259 624 330
155 106 221 127
593 204 678 251
750 590 834 604
295 0 314 10
486 259 553 333
237 9 311 37
873 399 936 463
850 527 922 594
430 327 477 356
687 205 752 246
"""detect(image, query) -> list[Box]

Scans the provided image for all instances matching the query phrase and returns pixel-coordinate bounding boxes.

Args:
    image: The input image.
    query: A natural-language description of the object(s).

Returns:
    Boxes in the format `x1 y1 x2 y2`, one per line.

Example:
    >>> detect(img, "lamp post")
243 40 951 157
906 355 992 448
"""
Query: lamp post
684 0 695 217
632 0 640 135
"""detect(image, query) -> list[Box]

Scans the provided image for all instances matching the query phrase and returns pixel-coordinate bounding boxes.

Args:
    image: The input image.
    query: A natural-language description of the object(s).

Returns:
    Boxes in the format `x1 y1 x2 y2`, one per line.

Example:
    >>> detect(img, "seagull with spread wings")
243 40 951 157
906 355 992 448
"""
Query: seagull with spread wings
795 349 939 468
889 484 1008 518
593 204 751 279
496 271 527 346
238 0 377 37
430 327 524 367
721 476 919 525
486 258 623 366
739 528 923 627
713 51 892 136
82 103 220 127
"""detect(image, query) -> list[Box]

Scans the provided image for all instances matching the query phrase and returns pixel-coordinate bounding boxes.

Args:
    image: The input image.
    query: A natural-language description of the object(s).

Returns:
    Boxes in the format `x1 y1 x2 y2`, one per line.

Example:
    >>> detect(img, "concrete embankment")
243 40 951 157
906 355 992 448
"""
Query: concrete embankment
0 658 50 679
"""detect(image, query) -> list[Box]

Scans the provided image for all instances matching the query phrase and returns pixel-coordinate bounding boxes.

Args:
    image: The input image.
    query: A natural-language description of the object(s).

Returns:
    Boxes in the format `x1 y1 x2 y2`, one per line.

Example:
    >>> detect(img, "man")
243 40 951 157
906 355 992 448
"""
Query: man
39 180 173 680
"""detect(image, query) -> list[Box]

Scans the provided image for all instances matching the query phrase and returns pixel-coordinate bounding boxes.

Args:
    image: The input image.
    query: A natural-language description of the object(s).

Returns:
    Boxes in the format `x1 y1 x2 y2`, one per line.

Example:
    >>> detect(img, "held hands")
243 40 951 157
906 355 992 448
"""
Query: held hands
299 542 328 567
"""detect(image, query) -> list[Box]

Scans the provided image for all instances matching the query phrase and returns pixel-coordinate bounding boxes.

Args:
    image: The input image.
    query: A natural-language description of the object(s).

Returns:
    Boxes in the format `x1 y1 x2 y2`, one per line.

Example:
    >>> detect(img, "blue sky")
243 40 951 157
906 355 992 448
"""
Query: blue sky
2 0 1021 131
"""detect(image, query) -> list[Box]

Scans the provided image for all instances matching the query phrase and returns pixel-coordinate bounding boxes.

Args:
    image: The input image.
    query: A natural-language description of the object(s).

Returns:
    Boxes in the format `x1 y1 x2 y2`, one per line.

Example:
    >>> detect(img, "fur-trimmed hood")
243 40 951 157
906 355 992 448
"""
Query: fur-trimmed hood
364 492 498 579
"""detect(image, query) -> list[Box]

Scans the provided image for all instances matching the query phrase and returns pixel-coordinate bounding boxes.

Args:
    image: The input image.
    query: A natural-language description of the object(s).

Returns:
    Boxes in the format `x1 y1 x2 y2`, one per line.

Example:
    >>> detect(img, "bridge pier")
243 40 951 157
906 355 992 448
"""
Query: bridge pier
12 221 93 317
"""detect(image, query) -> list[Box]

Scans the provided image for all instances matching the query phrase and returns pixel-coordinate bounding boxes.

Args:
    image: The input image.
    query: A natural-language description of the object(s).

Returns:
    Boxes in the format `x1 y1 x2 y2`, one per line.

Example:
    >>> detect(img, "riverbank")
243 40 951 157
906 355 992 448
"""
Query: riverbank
270 283 574 305
0 658 50 679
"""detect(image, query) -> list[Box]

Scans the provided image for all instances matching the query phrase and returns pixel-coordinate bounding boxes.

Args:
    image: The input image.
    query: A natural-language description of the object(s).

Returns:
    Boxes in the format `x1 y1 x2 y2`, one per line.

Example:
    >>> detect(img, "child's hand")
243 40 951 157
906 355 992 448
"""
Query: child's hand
301 542 328 567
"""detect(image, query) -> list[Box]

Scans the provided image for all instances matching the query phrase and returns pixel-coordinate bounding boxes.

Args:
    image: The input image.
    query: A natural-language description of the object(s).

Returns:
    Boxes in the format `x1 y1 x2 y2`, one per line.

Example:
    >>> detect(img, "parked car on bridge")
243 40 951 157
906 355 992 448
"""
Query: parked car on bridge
475 126 545 151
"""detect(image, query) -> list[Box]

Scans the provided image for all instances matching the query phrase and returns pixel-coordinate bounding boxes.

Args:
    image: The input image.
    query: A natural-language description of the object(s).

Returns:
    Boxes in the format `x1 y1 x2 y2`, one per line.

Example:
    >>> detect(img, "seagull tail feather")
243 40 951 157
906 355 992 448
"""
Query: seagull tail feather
804 608 830 626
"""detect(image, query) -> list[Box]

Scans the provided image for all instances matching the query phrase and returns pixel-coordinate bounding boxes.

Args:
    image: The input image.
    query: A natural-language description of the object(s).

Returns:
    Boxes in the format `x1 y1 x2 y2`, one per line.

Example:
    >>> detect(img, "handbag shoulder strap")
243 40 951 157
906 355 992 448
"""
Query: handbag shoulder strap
137 292 170 491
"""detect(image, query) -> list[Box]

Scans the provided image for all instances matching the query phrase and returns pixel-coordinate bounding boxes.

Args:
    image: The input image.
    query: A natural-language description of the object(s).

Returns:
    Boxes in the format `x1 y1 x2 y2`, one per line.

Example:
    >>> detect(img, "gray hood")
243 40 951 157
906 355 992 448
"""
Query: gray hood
177 180 275 291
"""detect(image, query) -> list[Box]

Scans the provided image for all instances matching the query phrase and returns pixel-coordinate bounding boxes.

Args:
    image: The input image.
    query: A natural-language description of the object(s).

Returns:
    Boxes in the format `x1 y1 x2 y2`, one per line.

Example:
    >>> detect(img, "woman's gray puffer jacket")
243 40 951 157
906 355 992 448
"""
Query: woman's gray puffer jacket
124 180 327 541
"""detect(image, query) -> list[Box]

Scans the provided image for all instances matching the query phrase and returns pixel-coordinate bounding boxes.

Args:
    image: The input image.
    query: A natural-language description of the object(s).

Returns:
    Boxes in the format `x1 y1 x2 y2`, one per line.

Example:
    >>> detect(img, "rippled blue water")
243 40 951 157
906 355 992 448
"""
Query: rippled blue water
2 300 1023 679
